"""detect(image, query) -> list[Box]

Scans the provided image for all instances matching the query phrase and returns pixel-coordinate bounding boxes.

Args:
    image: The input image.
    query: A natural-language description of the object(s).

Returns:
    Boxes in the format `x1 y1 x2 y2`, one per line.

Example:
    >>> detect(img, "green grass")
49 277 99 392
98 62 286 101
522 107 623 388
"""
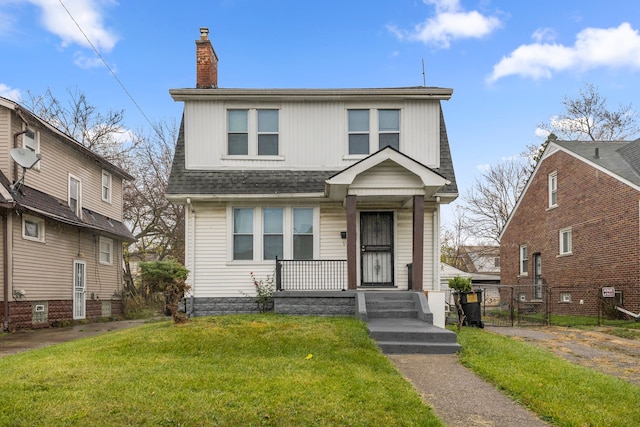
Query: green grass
0 315 442 427
457 327 640 427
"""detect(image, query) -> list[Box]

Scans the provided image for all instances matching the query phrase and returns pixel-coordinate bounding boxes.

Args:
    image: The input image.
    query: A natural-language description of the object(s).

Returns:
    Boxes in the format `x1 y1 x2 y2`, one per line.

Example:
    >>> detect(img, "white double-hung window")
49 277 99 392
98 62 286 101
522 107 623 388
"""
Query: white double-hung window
548 171 558 208
559 228 572 255
232 207 316 261
227 109 279 156
347 108 400 155
519 244 528 275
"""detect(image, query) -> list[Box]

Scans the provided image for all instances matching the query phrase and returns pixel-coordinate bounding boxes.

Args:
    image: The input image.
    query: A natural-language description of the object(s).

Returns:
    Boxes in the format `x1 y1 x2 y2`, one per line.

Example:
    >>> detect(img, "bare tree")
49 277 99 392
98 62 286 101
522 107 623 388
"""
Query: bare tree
463 158 529 244
538 82 640 141
124 120 184 263
24 87 137 163
441 206 469 269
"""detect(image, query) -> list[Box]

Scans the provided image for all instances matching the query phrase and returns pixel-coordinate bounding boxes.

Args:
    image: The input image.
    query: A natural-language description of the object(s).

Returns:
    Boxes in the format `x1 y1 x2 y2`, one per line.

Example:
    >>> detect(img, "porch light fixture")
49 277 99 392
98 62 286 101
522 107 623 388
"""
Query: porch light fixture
340 231 347 239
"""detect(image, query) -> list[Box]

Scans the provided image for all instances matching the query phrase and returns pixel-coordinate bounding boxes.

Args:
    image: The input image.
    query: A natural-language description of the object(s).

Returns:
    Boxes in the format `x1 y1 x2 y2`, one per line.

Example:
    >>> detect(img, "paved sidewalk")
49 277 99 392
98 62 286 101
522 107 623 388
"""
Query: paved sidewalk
388 353 550 427
0 319 148 358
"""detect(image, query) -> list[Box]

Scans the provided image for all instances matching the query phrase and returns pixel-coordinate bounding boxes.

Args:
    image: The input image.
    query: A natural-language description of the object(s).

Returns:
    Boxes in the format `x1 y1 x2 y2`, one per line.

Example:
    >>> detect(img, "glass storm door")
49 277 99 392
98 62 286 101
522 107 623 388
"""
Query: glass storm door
533 253 542 300
73 260 86 319
360 212 394 286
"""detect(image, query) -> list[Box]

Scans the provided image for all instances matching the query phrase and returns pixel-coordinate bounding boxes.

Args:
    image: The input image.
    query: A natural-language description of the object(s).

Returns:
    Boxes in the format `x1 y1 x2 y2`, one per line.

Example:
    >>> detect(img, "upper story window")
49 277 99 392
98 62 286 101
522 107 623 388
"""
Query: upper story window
519 244 528 275
559 227 572 255
102 170 112 203
348 110 370 155
99 237 113 265
348 109 400 155
69 174 82 217
548 171 557 208
23 214 45 242
227 109 279 156
23 127 40 170
378 109 400 150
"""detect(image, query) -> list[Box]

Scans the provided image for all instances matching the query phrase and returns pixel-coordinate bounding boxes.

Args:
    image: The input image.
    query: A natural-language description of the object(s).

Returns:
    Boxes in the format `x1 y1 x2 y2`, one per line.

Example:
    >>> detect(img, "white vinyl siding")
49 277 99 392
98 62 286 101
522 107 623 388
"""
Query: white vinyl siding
183 100 441 169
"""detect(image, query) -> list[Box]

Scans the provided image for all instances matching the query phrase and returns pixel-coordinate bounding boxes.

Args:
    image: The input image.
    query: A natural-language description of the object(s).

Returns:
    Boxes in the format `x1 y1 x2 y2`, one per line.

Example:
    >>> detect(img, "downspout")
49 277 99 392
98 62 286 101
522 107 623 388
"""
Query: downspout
433 198 441 291
3 213 8 331
186 198 195 316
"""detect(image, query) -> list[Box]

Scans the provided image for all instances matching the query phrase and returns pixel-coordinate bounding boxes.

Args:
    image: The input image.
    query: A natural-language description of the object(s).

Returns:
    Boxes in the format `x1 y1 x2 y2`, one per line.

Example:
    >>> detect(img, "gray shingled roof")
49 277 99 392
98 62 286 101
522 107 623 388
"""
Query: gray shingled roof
555 140 640 186
0 170 135 241
167 104 458 197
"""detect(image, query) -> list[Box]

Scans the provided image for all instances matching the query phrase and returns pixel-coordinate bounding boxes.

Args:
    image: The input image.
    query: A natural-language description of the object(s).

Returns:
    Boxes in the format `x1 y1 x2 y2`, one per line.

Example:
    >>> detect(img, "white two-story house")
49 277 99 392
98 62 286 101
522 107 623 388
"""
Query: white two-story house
167 29 458 324
0 96 135 330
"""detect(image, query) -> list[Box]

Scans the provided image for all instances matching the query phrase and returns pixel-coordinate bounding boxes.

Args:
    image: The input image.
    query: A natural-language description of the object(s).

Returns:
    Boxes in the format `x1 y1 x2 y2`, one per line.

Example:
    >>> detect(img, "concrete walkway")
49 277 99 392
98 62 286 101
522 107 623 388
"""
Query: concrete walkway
388 353 550 427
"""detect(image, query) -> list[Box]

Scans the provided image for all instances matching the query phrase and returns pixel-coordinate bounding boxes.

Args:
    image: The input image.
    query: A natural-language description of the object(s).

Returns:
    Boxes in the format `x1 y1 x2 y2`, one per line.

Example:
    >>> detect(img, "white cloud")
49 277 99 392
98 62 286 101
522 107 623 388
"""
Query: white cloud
488 23 640 82
26 0 118 52
535 127 550 139
532 27 556 43
0 83 22 102
388 0 501 48
476 163 490 172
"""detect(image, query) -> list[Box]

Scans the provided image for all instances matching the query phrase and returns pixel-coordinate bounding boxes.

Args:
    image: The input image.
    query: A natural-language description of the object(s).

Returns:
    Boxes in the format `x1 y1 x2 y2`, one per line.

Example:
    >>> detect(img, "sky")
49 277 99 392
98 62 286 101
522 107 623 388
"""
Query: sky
2 0 640 228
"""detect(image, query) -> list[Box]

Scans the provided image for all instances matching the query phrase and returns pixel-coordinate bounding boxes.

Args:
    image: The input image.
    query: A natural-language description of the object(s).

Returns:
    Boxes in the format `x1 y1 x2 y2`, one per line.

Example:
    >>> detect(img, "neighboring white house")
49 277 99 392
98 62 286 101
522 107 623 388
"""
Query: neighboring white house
166 28 458 319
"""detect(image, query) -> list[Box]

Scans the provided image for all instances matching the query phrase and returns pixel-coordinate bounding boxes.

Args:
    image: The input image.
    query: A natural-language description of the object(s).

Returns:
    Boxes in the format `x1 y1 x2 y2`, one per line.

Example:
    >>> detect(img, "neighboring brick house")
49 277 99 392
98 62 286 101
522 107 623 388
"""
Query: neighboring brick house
0 97 135 330
500 140 640 316
166 29 459 326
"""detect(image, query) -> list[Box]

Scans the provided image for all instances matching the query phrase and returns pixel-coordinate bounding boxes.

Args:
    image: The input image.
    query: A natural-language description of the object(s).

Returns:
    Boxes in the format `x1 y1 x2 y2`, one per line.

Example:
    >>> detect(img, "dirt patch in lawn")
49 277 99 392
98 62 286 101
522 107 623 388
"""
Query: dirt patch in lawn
486 326 640 386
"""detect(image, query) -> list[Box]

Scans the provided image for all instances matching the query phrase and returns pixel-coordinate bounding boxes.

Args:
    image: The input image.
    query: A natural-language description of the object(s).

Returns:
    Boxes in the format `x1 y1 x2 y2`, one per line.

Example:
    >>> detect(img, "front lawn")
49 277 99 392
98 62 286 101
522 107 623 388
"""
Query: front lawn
457 327 640 426
0 315 442 427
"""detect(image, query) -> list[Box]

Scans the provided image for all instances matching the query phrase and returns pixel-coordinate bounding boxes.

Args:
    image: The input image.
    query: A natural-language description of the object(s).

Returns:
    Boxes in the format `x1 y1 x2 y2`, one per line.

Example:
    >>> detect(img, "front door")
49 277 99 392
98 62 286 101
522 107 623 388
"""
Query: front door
360 212 394 287
533 253 542 300
73 260 86 319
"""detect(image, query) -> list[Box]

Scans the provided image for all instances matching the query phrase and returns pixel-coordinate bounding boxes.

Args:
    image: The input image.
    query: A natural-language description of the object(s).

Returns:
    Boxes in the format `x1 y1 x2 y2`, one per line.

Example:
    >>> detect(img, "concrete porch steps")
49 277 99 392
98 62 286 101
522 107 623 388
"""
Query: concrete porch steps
360 292 460 354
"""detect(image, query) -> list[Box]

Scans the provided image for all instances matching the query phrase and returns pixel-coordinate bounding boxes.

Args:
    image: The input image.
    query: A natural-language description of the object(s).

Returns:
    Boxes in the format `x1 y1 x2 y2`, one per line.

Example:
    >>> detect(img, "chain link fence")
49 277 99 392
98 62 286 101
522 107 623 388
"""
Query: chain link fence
447 284 640 328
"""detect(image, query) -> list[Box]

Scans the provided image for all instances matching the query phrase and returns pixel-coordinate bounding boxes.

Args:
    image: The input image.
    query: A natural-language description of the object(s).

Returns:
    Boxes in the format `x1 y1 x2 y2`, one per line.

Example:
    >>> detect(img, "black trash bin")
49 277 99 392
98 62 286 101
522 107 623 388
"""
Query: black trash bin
459 290 484 328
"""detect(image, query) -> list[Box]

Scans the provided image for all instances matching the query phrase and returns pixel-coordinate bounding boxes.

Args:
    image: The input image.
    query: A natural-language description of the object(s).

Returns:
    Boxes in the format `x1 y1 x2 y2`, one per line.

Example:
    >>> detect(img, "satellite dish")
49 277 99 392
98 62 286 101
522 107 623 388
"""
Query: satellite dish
10 148 40 169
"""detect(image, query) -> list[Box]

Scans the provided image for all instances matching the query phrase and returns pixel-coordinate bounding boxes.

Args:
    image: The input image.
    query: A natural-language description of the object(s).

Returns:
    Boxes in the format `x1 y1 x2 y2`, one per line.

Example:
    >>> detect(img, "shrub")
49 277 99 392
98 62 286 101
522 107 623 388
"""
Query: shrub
138 260 190 323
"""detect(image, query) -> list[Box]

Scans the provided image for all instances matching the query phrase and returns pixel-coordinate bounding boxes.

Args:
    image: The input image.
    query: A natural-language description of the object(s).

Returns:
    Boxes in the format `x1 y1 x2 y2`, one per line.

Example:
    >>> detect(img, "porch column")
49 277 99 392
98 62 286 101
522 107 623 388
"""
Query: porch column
346 195 357 290
412 195 424 291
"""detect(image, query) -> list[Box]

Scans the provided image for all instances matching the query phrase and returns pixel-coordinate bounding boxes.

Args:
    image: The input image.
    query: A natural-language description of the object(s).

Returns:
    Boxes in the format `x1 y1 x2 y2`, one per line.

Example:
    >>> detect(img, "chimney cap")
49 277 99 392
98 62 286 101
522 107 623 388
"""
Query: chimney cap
200 27 209 40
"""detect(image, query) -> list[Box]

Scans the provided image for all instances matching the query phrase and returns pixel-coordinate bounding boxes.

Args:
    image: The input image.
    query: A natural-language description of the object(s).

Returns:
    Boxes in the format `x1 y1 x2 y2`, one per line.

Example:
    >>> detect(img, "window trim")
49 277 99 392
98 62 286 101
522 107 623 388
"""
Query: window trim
226 108 281 158
559 227 572 255
346 108 401 157
228 206 318 262
101 170 112 203
22 214 45 242
22 126 40 171
519 244 528 276
68 174 82 218
548 171 558 208
99 237 113 265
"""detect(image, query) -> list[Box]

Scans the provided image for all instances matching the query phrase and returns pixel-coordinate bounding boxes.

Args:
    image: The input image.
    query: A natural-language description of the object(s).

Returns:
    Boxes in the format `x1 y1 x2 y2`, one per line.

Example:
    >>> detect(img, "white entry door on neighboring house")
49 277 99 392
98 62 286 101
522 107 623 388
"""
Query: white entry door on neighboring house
73 260 86 319
360 212 394 287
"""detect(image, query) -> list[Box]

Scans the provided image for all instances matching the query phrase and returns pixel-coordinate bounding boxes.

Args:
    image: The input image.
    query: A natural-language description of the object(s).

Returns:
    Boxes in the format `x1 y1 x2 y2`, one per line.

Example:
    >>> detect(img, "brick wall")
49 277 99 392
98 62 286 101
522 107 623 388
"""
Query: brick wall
501 150 640 312
0 299 123 330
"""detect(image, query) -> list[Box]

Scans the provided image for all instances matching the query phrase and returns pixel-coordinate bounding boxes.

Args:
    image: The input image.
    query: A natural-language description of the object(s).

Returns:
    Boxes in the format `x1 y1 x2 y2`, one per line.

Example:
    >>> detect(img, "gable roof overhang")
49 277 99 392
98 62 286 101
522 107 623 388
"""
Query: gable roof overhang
499 140 640 240
170 87 453 103
325 146 450 203
0 96 133 181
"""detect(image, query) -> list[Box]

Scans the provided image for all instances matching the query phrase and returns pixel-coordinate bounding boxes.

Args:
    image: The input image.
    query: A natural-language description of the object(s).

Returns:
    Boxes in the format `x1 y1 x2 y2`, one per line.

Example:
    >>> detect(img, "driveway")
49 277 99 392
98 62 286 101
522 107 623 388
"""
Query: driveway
486 325 640 386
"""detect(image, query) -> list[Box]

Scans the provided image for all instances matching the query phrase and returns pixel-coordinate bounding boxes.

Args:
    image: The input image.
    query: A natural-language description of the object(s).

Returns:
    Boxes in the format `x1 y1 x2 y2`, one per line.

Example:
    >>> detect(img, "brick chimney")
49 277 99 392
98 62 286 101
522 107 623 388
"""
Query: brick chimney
196 27 218 88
